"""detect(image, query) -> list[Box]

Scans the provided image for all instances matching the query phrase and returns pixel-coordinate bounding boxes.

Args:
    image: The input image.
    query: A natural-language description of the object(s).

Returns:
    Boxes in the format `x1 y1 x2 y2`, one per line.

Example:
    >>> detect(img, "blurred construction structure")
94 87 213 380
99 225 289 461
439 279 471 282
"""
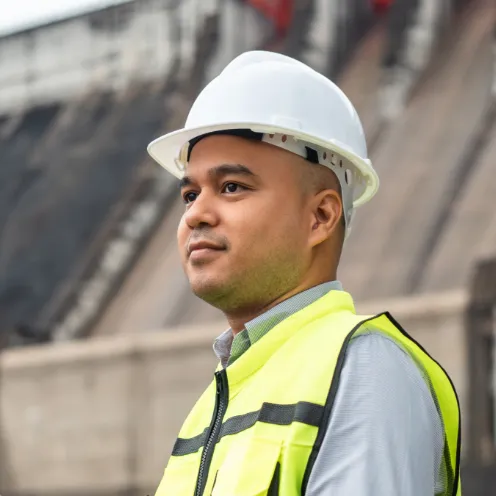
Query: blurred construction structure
0 0 495 494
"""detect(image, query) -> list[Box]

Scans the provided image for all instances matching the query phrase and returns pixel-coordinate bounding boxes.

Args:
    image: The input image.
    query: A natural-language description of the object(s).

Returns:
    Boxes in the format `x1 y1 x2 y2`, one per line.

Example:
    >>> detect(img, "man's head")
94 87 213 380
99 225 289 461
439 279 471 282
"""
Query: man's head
148 50 379 316
177 133 345 315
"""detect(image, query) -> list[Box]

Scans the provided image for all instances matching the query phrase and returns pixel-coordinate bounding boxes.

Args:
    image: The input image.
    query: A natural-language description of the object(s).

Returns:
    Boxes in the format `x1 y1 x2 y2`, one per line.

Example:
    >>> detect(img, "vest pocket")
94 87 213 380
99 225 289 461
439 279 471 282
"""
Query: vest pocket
212 438 282 496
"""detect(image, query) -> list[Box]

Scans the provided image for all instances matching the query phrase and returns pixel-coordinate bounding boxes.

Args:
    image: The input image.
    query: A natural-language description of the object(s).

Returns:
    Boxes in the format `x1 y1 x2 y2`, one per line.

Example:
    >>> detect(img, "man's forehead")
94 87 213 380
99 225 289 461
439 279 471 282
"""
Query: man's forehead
190 134 268 158
187 134 301 172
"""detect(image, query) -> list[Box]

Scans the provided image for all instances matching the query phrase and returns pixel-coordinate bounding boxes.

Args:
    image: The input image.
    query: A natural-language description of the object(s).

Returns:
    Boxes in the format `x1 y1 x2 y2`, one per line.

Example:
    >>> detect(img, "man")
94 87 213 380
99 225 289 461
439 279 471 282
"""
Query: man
148 51 461 495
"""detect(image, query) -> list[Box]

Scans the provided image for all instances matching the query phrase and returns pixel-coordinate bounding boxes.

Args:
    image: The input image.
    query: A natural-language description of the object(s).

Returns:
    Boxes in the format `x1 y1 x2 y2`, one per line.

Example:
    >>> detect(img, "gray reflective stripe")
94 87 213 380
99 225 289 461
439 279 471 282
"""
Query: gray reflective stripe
172 401 324 456
172 430 209 456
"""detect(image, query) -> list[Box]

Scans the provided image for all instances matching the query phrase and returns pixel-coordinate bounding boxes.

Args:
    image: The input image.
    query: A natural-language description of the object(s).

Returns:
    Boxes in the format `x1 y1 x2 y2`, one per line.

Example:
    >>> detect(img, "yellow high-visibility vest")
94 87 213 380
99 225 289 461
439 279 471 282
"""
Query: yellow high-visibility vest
156 290 461 496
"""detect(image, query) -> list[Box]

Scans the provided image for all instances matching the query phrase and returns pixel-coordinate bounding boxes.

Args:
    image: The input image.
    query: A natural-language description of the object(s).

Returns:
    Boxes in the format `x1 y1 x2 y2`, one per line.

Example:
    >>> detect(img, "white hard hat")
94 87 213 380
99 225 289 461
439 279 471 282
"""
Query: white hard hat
147 51 379 234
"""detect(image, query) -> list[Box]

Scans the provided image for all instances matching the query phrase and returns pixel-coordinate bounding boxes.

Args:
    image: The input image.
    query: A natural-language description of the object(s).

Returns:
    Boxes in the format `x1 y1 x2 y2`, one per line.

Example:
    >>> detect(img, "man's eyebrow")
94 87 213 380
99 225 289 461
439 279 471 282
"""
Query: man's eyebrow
179 164 258 189
208 163 257 180
179 176 193 189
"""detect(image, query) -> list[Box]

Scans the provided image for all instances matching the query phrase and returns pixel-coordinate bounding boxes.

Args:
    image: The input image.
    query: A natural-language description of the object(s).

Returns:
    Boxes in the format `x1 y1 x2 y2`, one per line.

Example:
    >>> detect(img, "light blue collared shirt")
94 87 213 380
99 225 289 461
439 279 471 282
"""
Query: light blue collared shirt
213 282 445 495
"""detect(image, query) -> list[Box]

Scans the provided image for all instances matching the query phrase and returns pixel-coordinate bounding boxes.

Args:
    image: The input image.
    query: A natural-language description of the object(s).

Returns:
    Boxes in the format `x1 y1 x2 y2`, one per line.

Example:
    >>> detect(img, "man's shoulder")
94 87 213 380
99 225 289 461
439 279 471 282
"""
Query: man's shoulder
349 325 408 349
344 326 433 396
347 325 417 365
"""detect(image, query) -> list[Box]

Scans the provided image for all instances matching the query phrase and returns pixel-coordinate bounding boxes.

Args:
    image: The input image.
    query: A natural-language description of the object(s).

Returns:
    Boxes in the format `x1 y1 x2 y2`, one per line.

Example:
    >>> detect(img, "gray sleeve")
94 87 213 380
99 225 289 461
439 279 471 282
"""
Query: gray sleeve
306 331 445 496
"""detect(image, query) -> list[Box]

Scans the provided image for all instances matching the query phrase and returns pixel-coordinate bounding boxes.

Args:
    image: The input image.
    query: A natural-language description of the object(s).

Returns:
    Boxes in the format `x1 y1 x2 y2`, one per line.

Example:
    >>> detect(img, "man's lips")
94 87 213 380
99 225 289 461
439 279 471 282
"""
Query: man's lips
188 240 225 256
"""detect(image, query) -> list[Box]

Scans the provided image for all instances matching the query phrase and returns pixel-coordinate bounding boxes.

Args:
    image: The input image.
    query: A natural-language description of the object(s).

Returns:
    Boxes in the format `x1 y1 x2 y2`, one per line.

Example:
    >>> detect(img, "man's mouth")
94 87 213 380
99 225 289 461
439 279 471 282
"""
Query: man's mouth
188 240 224 254
188 240 225 261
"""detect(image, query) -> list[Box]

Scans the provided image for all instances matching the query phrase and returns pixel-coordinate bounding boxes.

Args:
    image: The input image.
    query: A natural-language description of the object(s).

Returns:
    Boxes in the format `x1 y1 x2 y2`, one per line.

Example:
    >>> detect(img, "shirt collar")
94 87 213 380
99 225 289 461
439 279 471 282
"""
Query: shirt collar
213 281 343 366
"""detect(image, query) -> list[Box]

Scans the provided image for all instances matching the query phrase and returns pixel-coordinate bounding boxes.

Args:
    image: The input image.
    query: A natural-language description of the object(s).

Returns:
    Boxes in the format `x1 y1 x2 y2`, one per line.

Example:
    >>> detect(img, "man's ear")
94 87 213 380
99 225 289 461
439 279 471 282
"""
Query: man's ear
308 189 343 248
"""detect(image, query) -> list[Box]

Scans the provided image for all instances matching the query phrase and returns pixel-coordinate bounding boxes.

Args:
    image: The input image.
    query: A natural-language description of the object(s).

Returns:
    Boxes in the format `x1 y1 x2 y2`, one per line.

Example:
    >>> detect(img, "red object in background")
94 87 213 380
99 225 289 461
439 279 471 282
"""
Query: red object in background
372 0 394 14
248 0 293 36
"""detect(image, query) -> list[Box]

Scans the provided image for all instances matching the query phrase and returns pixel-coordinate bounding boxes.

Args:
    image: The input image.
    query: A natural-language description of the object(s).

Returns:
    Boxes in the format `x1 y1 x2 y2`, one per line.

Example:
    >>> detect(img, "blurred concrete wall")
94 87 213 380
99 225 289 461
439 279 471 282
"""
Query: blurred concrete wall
0 290 467 495
0 0 220 115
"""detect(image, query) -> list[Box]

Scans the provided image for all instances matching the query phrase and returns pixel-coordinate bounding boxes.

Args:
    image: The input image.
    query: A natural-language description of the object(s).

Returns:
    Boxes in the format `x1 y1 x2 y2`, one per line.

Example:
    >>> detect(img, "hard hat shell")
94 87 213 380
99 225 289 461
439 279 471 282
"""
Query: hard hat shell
148 51 379 216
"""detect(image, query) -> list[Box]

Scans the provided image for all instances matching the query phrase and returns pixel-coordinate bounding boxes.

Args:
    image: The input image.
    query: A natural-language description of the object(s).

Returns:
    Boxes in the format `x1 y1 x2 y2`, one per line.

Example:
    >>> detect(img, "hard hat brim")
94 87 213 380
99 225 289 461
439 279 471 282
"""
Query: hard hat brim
147 122 379 208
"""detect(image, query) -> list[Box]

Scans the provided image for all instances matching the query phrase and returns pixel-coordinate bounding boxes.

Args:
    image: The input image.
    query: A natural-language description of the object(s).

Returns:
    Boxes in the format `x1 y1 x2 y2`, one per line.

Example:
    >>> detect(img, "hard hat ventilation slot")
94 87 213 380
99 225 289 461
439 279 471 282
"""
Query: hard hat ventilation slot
345 169 353 186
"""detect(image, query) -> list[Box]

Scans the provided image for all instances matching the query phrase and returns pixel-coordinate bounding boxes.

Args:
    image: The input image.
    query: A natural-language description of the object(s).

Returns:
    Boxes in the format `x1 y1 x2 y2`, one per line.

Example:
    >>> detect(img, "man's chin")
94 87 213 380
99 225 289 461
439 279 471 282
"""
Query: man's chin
189 276 233 307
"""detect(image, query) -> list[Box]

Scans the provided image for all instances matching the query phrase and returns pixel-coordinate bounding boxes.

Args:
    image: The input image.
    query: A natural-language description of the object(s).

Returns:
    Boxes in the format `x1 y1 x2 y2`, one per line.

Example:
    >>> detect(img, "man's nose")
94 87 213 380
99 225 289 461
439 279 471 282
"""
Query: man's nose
183 192 219 229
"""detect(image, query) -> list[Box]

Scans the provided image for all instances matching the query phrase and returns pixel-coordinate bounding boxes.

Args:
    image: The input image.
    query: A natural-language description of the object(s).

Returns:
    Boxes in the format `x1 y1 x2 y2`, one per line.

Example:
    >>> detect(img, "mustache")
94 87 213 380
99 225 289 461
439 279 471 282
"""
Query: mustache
187 230 229 250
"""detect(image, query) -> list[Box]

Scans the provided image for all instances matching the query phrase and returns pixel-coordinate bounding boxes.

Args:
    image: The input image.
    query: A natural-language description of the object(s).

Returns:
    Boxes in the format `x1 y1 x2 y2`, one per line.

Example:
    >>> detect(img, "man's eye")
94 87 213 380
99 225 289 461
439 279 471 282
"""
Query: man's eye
183 191 198 204
222 183 245 194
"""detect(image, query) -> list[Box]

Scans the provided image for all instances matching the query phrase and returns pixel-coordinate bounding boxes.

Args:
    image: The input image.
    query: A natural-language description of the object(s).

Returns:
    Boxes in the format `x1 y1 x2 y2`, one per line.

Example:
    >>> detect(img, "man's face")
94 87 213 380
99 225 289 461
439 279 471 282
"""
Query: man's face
177 134 312 313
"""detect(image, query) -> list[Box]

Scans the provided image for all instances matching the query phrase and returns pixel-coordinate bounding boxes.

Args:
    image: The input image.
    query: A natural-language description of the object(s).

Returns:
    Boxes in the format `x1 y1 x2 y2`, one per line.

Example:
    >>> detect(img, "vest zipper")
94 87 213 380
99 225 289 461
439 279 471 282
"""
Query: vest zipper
195 369 229 496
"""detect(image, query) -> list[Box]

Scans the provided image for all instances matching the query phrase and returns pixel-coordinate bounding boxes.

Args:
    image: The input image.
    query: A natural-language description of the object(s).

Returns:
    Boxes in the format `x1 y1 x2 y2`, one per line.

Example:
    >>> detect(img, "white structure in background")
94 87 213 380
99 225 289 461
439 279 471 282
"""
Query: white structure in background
404 0 446 71
380 0 448 121
205 0 272 82
0 0 221 115
301 0 339 74
0 0 133 36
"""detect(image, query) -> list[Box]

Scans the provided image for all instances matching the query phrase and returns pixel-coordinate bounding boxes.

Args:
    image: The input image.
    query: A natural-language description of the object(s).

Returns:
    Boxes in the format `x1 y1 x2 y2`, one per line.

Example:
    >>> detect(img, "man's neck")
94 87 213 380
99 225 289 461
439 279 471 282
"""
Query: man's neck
225 278 336 335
